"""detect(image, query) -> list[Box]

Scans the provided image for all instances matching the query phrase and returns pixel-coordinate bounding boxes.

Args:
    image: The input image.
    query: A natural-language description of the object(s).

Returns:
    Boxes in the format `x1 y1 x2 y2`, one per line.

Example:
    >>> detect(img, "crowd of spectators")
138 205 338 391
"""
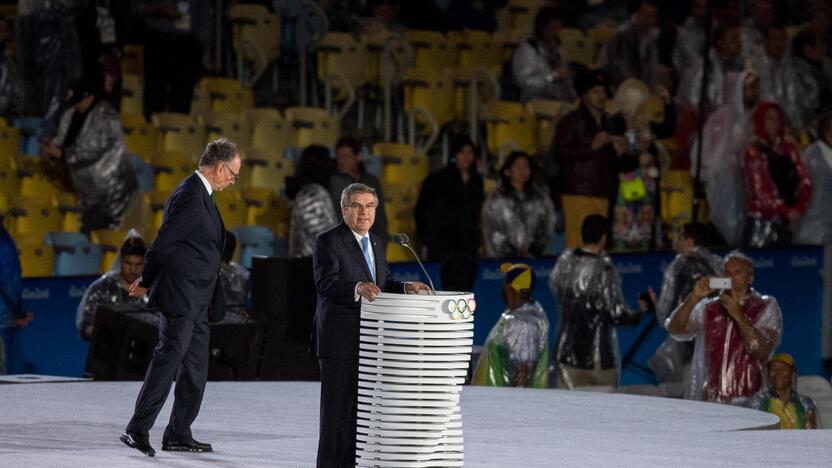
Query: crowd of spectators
0 0 827 428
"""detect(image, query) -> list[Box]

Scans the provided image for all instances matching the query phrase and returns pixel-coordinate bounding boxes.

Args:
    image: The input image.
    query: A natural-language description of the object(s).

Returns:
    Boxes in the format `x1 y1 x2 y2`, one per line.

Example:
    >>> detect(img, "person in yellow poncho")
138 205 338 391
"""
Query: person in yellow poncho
472 263 550 388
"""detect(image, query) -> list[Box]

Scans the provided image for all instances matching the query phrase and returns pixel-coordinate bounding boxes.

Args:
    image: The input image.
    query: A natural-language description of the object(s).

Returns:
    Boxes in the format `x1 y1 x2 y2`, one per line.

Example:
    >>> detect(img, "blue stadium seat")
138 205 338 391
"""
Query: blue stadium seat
233 225 277 269
125 153 155 193
46 232 103 276
13 116 47 155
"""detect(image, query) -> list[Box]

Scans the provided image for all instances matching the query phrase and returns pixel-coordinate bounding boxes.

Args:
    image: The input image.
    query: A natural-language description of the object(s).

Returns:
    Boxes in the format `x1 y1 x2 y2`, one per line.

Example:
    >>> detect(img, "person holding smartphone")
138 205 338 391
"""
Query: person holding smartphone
666 251 782 403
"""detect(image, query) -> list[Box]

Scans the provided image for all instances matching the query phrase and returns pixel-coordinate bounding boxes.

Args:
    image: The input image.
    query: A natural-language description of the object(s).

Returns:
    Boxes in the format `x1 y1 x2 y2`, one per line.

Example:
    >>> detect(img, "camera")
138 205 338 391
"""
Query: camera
709 277 732 290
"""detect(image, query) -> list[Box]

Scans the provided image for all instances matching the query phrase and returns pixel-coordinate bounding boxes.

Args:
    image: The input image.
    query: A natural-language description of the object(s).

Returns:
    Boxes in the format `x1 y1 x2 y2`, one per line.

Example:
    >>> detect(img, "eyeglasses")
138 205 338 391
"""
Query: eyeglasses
223 163 239 183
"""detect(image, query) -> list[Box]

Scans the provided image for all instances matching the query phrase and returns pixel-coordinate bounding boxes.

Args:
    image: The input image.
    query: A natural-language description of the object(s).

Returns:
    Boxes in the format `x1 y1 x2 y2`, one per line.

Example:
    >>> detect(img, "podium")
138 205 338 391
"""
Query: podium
356 291 475 467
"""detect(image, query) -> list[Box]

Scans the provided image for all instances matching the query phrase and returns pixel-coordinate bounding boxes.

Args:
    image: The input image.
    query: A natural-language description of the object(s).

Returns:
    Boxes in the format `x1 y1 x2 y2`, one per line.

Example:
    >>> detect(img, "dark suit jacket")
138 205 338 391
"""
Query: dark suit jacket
312 221 404 358
141 173 226 322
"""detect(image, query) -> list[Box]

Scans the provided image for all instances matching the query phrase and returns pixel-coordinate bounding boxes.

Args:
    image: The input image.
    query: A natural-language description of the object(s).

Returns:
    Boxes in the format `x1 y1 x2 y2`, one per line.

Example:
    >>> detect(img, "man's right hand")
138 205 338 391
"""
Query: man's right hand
591 131 611 150
128 278 149 297
357 282 381 302
691 276 715 301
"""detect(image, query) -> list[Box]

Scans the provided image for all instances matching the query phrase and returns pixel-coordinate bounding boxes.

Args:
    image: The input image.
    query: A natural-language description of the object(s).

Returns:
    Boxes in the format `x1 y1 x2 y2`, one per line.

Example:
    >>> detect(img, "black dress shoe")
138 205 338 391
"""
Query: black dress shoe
120 431 156 457
161 438 213 453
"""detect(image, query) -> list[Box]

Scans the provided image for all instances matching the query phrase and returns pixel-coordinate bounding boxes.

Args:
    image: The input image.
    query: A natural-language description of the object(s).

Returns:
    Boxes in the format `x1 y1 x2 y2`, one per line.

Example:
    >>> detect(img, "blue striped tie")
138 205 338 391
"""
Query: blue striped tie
361 236 376 283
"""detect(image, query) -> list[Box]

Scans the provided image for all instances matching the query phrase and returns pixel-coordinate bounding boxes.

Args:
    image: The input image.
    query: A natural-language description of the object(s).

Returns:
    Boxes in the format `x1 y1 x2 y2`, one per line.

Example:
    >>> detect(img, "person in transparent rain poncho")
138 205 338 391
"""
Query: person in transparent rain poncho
219 230 249 318
549 214 641 389
473 263 549 388
647 222 722 397
667 251 782 404
482 151 556 259
75 230 150 341
795 112 832 246
287 145 338 258
692 70 759 246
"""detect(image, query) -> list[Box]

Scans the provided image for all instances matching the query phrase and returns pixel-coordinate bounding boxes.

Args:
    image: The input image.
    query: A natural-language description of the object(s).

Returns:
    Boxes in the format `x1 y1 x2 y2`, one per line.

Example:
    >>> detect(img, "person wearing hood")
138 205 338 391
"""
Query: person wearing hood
695 70 760 246
795 112 832 245
511 6 576 103
415 135 484 262
40 78 137 233
482 151 556 259
473 263 550 388
287 145 339 258
76 233 150 341
741 101 812 247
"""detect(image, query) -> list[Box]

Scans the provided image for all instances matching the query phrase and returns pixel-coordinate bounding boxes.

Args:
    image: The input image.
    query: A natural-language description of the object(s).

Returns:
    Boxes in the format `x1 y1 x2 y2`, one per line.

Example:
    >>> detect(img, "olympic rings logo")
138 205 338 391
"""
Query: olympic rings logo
443 298 476 320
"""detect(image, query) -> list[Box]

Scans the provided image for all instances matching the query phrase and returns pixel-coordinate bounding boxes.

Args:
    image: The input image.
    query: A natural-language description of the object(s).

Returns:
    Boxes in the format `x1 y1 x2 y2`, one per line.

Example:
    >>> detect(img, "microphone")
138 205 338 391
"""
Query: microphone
392 233 436 293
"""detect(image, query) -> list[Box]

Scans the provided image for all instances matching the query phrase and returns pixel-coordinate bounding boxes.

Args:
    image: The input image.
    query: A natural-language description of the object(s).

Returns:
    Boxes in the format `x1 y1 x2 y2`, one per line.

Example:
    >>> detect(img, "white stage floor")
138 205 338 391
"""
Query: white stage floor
0 381 830 467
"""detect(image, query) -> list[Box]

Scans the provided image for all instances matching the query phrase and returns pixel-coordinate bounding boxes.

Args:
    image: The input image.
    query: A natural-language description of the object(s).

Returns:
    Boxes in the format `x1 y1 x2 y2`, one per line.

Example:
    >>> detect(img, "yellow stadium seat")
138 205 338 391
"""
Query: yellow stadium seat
228 4 282 78
56 192 81 232
121 44 144 77
660 170 708 229
242 108 282 129
120 74 144 116
151 112 206 159
317 32 369 100
144 190 170 235
0 153 19 196
250 116 293 159
559 28 598 68
242 148 294 193
526 99 576 154
89 229 128 273
202 111 252 146
386 242 411 263
5 195 62 239
121 113 158 162
372 142 430 188
150 151 194 192
192 79 253 117
0 126 20 160
17 241 55 277
405 30 459 70
484 101 538 158
241 187 289 234
587 22 617 48
284 107 341 148
18 174 59 202
402 67 456 127
215 191 248 229
458 30 504 75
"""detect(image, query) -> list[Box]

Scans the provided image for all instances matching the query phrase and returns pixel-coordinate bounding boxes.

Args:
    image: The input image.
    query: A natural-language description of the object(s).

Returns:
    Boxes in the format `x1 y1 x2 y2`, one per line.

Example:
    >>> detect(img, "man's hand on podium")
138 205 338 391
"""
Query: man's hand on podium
357 282 381 301
404 282 431 294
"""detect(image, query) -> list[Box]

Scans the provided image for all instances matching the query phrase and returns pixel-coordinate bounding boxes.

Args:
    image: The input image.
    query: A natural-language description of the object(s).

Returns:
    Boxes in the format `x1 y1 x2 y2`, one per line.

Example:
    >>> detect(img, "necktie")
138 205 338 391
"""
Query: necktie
210 192 216 204
361 236 376 283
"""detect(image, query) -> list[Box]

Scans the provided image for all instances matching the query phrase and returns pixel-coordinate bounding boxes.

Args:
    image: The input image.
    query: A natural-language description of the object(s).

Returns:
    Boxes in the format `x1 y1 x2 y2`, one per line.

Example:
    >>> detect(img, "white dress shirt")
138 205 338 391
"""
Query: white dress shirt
194 170 213 195
352 229 375 302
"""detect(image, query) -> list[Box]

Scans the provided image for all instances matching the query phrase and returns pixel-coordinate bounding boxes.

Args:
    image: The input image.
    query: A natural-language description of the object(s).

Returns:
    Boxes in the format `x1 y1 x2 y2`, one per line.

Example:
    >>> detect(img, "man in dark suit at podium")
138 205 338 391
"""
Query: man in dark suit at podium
313 182 429 467
120 138 242 457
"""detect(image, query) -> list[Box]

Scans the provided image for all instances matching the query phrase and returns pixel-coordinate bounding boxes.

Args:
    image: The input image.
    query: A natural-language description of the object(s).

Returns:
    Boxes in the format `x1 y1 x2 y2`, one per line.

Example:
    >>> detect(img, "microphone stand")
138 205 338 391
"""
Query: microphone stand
398 241 436 294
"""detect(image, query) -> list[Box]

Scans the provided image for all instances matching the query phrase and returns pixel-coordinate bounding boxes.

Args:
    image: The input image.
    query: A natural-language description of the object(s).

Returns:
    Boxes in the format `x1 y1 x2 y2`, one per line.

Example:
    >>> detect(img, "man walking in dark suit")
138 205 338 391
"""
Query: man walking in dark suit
313 183 429 467
120 138 242 457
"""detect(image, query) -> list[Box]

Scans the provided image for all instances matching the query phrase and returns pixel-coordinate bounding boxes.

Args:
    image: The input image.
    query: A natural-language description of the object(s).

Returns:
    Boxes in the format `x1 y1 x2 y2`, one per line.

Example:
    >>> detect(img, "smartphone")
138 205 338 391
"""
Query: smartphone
709 277 731 290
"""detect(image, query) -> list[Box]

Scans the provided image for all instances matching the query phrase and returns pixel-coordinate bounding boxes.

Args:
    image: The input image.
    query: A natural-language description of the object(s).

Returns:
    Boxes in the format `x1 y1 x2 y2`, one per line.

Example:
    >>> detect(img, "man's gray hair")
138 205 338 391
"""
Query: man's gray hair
340 183 378 207
723 250 755 272
199 138 241 168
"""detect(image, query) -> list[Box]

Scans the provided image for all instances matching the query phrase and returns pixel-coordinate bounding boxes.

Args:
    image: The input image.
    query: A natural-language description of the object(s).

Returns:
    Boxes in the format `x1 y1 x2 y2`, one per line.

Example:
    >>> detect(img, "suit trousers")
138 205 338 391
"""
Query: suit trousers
317 357 359 468
126 313 210 440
